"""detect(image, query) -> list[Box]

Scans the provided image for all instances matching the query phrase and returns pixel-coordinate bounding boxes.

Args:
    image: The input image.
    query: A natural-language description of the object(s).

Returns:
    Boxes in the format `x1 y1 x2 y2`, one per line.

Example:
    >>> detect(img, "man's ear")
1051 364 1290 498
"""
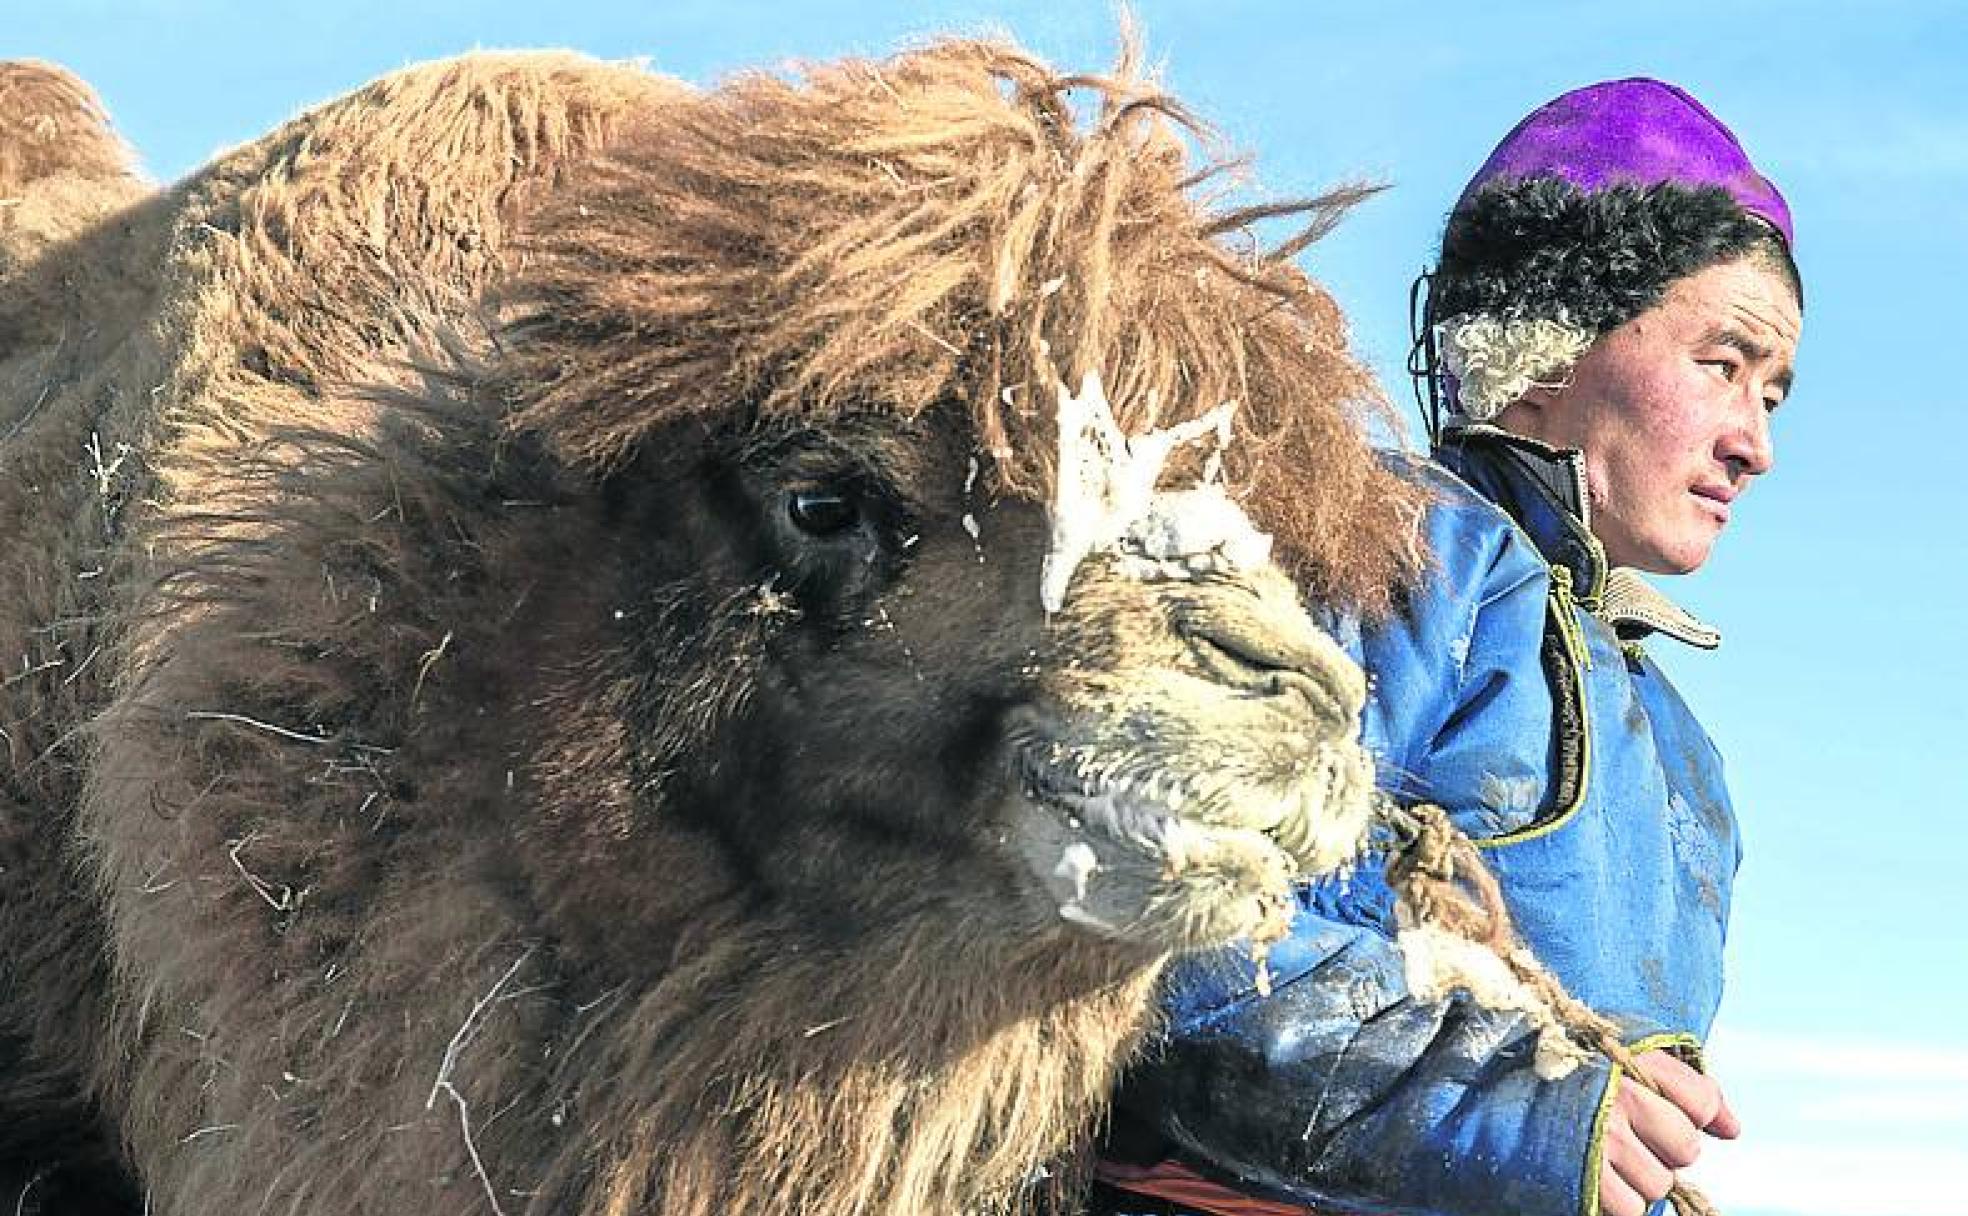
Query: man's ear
1494 384 1561 435
1518 382 1567 412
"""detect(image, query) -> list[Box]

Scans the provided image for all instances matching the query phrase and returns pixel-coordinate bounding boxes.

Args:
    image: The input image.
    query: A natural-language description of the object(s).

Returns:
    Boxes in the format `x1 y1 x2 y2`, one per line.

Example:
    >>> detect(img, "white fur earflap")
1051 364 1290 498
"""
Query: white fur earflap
1435 312 1595 420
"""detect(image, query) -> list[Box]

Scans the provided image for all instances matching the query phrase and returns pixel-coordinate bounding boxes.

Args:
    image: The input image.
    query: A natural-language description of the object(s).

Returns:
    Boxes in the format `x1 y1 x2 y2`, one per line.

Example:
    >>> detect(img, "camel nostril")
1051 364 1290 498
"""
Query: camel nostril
1183 616 1297 676
1175 609 1365 724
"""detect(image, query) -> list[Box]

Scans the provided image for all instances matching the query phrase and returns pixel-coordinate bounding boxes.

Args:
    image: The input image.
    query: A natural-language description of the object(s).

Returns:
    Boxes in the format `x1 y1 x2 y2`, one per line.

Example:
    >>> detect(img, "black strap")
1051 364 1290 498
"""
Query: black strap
1405 266 1443 445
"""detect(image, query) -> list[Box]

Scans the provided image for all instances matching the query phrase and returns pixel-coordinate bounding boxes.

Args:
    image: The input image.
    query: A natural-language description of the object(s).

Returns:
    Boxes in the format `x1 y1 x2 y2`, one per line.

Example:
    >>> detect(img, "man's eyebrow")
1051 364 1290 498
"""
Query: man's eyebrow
1701 323 1771 360
1702 323 1795 394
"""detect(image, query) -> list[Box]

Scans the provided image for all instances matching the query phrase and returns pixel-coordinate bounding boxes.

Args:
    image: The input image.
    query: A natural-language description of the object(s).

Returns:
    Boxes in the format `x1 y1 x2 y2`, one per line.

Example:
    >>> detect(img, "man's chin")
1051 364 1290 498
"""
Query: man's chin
1648 536 1715 576
1615 534 1713 576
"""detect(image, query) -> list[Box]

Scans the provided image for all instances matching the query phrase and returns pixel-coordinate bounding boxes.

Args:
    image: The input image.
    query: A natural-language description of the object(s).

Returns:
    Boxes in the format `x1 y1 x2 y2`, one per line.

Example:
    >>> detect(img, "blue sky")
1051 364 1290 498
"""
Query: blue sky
11 2 1966 1212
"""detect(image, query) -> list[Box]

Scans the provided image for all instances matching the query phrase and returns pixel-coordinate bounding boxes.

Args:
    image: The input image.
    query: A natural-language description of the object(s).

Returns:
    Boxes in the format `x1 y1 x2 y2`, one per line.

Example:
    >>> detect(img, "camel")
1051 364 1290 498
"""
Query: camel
0 40 1427 1215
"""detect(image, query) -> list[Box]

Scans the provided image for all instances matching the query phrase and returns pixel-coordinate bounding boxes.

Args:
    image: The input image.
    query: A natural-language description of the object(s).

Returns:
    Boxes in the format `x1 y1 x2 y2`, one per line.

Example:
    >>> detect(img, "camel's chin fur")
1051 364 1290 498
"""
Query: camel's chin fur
0 41 1425 1216
1005 720 1377 954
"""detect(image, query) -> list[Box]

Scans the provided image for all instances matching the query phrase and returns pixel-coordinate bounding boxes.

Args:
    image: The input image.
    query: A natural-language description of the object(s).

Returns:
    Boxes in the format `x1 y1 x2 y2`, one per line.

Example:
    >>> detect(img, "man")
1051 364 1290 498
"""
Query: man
1093 79 1801 1216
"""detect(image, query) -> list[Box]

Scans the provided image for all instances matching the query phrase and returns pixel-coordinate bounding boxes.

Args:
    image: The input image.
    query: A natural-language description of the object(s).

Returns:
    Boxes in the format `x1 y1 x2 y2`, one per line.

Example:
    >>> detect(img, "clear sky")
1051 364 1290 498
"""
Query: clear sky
11 2 1966 1213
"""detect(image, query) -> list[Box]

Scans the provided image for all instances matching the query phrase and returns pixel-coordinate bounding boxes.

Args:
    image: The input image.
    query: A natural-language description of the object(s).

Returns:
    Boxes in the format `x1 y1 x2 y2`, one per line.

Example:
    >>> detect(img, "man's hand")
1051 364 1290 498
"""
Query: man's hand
1598 1049 1740 1216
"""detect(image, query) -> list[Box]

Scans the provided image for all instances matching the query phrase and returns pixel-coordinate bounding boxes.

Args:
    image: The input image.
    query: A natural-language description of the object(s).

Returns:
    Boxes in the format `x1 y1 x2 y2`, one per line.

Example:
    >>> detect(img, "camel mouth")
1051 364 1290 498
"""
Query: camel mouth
1012 742 1318 850
1008 718 1372 859
1014 743 1192 854
1002 713 1376 950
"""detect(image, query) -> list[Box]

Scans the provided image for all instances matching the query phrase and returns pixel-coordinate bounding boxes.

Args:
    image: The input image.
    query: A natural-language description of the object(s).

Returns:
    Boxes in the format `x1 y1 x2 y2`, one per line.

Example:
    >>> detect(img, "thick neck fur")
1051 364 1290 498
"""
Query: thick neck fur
558 905 1163 1216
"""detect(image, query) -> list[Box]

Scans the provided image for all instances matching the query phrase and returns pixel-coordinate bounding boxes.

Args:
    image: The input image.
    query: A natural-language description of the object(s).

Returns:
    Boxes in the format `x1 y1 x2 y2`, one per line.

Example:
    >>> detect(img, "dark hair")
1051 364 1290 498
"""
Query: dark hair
1431 177 1801 334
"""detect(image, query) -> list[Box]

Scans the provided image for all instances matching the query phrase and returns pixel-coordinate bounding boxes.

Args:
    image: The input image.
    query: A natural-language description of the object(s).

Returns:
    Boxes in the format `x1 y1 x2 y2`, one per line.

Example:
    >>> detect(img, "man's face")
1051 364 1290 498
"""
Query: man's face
1508 256 1803 574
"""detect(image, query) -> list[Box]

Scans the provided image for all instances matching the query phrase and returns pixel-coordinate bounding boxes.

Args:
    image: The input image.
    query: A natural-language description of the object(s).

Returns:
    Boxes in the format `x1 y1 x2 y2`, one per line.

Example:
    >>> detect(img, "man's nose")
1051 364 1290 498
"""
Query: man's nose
1719 396 1775 478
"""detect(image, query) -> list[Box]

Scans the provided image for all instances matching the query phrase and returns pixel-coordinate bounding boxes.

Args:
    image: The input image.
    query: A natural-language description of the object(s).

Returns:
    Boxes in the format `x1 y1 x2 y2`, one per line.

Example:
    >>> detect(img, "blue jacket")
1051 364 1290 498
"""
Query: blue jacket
1102 426 1742 1216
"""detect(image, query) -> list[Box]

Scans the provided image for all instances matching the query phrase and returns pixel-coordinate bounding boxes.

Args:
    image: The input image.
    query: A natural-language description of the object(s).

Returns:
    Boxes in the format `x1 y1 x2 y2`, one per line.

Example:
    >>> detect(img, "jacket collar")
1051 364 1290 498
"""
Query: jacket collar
1433 423 1721 651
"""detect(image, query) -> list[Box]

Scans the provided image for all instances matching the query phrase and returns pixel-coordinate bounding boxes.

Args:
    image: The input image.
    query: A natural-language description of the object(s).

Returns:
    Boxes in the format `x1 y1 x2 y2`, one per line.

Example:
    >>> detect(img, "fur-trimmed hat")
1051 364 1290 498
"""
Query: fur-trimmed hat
1417 78 1796 425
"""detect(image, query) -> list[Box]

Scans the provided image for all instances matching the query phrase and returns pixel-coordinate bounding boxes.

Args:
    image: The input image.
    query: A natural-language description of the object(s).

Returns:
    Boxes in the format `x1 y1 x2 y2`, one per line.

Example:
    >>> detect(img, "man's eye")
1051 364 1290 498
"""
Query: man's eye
787 488 860 536
1700 357 1740 381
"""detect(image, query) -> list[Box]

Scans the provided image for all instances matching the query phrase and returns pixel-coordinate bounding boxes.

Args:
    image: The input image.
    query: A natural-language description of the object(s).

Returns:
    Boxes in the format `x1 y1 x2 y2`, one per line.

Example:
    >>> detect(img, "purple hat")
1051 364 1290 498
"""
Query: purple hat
1456 77 1793 248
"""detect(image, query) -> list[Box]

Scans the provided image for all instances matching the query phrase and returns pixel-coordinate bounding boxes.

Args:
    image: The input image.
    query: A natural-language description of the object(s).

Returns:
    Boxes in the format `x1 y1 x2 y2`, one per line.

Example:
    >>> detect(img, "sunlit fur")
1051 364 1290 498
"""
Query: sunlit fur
0 44 1425 1216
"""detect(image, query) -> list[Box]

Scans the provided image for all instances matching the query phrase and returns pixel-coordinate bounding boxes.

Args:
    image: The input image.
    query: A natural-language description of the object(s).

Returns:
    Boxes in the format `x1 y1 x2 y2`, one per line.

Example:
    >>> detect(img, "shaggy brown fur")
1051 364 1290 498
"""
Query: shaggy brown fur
505 41 1416 606
0 43 1426 1216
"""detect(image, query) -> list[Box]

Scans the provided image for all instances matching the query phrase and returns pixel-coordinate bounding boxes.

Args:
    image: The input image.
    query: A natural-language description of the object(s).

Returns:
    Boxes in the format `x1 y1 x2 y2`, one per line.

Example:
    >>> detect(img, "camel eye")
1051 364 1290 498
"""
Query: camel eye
787 488 860 537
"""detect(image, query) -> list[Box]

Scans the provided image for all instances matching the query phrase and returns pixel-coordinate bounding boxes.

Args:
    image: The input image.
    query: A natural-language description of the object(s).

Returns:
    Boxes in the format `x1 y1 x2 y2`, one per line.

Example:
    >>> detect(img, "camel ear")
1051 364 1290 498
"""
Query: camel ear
0 61 140 195
0 61 147 270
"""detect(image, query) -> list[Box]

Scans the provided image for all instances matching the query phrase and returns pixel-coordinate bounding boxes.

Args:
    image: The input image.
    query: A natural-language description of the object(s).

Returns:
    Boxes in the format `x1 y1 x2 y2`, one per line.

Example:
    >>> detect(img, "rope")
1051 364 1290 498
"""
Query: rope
1378 800 1722 1216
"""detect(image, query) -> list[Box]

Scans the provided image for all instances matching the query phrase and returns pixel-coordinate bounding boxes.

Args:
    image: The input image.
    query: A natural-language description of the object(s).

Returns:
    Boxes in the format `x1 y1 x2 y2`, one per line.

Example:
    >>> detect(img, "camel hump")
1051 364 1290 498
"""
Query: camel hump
0 61 140 195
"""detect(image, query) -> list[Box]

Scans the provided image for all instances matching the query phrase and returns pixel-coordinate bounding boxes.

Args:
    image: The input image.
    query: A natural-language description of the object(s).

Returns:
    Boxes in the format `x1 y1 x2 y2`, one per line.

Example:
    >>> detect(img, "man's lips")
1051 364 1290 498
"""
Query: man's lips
1691 484 1736 523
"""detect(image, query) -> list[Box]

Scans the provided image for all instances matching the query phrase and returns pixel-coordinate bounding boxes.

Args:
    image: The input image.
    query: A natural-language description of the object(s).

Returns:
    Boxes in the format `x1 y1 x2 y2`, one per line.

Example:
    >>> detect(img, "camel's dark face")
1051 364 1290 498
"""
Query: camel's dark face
546 396 1375 961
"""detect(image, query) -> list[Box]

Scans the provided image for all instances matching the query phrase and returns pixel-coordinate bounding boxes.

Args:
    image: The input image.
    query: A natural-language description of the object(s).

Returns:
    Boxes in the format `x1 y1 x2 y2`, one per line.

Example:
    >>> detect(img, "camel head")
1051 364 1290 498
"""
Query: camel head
483 40 1426 966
